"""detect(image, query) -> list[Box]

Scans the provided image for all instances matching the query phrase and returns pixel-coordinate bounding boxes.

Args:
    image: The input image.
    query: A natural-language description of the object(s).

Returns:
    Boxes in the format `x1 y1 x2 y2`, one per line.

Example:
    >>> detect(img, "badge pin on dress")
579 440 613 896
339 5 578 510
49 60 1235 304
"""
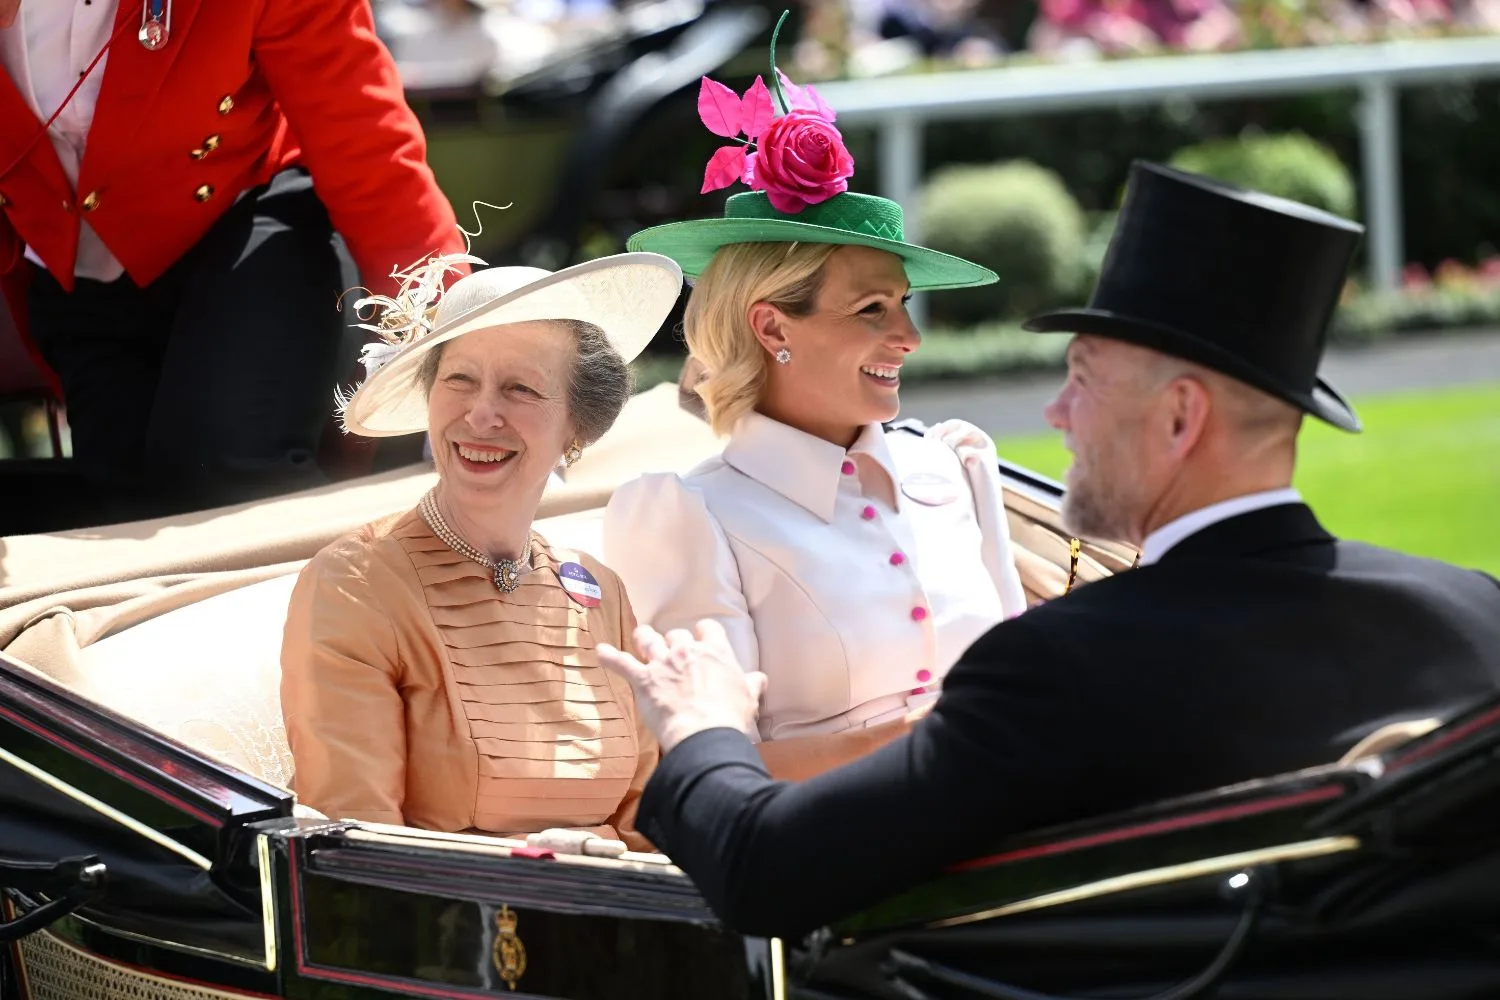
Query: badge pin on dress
558 562 602 608
139 0 170 50
901 472 962 506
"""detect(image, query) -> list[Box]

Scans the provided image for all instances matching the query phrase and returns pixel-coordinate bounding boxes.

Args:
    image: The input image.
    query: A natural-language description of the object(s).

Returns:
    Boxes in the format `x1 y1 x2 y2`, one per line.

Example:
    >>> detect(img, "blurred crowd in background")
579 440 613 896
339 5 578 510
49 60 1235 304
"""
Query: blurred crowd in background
372 0 1500 92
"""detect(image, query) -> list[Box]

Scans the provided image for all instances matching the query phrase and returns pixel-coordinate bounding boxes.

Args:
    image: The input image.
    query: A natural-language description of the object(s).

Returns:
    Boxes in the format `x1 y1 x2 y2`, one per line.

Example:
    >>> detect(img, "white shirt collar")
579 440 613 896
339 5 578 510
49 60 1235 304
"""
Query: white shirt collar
723 412 900 523
1139 487 1304 566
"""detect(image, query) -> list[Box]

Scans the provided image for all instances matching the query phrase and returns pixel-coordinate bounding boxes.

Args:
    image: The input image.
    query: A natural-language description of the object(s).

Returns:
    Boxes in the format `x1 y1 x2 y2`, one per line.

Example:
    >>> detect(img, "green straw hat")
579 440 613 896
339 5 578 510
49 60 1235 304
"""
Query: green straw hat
627 191 997 292
625 10 996 293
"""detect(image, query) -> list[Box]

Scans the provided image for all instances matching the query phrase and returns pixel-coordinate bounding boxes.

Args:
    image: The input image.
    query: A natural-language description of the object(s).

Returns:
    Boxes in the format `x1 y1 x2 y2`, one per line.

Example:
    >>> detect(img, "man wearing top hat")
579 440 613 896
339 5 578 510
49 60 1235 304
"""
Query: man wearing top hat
594 160 1500 939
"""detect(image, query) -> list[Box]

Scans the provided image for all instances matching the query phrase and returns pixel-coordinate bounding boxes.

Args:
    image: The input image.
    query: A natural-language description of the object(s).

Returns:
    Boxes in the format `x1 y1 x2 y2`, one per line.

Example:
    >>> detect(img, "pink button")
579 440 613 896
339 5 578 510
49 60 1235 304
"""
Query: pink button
889 551 906 566
861 505 877 520
841 460 856 475
916 668 933 683
911 687 926 695
911 607 928 623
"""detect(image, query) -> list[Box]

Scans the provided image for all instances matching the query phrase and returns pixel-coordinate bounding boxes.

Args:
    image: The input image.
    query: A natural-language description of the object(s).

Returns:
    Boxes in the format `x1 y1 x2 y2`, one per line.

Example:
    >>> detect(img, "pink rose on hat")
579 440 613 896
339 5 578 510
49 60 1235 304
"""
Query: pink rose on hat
696 67 855 214
749 110 855 213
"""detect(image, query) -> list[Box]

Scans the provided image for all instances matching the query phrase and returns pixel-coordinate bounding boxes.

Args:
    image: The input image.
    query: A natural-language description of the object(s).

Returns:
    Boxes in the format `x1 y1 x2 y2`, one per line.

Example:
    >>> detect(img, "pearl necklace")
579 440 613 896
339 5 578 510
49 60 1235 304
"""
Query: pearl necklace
418 488 532 594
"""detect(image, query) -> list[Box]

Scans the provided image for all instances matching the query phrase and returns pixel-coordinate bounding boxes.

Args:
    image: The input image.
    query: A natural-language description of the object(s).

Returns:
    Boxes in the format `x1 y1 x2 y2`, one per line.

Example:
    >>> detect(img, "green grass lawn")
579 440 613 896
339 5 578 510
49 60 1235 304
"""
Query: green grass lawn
994 381 1500 575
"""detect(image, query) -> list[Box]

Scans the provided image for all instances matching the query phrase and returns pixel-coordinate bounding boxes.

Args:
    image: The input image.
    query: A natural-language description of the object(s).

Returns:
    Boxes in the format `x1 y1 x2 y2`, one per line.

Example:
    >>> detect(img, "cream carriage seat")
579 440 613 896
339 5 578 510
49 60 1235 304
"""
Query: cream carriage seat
73 573 303 788
53 502 616 791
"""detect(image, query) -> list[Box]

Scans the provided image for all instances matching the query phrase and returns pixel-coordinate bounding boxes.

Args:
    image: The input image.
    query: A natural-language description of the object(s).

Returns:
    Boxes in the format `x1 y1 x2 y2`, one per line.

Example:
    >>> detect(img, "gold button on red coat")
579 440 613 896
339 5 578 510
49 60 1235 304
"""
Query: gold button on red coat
0 193 8 207
81 191 99 212
194 184 214 202
190 136 221 160
218 95 234 115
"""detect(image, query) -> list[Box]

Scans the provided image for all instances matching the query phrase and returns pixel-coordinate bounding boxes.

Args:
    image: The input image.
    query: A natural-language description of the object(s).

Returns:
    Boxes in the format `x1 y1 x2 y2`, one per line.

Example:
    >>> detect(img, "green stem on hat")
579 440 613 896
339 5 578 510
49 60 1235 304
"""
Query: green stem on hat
769 9 790 115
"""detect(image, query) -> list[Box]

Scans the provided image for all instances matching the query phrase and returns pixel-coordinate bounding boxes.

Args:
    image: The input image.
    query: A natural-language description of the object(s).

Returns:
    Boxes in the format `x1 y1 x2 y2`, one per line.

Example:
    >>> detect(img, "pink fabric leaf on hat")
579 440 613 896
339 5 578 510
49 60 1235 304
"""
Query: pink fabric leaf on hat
776 69 837 121
701 145 749 194
697 77 744 138
741 76 775 140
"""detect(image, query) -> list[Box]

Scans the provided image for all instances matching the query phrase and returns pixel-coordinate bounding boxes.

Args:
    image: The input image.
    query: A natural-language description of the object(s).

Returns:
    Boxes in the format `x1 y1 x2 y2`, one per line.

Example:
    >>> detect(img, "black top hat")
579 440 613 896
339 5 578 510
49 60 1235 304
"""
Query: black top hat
1024 160 1365 432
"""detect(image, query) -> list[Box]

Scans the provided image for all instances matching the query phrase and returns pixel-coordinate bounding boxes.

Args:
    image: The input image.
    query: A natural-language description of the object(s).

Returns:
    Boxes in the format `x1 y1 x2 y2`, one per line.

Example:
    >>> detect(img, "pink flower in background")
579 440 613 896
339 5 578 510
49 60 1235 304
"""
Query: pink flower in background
1434 258 1472 288
695 72 853 213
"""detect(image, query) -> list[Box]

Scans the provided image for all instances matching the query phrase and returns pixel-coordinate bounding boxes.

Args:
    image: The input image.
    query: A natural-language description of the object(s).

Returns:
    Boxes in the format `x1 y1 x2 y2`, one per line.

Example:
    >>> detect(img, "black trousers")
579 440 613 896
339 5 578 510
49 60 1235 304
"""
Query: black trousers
3 168 362 533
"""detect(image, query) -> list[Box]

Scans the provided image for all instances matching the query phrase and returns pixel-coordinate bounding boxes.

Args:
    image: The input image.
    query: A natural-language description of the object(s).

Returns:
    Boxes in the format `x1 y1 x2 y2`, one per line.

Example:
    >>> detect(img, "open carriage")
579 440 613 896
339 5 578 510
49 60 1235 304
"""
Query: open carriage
1 379 1496 1000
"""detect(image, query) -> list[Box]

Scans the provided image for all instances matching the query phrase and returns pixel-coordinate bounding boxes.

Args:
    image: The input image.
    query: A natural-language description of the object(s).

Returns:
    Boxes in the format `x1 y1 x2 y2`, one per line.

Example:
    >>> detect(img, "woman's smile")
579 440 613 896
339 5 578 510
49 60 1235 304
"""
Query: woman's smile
452 441 519 474
859 363 901 388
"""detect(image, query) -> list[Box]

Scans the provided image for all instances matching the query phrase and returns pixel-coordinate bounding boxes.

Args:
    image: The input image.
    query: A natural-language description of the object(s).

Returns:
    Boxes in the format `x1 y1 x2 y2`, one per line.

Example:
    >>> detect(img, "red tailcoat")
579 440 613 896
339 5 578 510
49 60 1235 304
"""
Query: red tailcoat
0 0 469 393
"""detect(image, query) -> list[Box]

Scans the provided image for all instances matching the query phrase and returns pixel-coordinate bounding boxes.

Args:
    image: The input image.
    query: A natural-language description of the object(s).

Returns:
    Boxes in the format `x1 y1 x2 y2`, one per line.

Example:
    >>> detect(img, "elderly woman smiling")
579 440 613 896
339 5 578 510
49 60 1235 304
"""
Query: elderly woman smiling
280 251 683 849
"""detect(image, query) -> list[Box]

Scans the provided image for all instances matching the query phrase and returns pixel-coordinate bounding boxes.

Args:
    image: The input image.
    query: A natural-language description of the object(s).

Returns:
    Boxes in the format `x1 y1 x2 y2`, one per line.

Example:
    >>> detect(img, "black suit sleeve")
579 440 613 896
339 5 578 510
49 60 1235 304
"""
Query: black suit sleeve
635 615 1090 939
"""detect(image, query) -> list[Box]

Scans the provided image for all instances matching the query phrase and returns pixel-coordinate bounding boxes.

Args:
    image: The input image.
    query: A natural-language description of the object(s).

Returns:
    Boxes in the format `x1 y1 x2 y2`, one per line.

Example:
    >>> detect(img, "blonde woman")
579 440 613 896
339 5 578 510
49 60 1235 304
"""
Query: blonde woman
602 59 1026 781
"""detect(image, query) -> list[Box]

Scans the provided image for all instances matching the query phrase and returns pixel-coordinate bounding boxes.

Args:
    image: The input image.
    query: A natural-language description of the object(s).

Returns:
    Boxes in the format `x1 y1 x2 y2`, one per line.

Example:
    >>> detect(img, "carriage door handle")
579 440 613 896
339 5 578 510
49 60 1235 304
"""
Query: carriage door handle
0 854 108 943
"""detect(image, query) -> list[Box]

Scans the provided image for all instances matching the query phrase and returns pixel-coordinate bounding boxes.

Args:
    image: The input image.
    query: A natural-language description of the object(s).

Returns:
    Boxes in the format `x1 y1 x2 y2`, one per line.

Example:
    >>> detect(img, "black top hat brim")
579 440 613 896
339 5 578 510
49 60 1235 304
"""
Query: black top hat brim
1023 308 1362 433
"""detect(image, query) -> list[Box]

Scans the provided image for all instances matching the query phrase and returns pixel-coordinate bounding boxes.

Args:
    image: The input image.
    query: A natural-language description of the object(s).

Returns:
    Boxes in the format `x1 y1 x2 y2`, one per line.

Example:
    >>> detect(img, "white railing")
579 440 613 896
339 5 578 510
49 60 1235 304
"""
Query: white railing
817 34 1500 293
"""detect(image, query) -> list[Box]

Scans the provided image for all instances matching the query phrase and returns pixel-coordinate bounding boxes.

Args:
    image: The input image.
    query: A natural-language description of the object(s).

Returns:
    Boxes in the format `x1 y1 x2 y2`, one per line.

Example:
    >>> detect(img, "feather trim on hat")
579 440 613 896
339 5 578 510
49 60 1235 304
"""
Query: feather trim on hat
333 251 487 424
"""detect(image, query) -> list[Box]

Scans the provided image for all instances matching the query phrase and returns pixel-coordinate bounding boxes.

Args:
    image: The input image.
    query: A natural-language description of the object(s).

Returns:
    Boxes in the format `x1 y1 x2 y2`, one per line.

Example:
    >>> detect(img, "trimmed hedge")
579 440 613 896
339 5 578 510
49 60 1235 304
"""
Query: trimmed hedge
914 134 1358 327
1168 131 1359 218
919 160 1087 326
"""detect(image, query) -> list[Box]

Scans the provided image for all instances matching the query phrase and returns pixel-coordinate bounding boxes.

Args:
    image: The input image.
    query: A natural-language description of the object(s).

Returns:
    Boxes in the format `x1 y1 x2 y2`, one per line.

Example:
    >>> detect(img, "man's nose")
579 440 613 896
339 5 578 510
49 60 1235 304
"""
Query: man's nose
1043 386 1070 432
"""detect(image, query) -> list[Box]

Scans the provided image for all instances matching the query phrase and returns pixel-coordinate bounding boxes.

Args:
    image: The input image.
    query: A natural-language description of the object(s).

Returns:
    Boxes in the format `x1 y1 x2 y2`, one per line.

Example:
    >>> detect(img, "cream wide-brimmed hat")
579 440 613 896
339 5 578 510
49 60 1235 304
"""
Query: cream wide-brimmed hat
338 251 684 437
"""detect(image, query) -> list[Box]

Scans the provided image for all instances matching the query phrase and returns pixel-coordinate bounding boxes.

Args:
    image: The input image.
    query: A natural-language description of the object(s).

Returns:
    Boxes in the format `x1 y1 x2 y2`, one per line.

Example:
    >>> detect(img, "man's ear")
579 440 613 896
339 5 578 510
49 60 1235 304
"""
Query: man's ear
1166 376 1212 458
746 301 788 357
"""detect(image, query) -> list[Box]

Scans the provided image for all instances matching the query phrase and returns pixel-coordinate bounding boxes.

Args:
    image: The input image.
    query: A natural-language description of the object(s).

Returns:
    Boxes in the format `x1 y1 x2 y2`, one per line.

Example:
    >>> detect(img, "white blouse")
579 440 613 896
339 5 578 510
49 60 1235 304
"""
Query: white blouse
603 411 1027 743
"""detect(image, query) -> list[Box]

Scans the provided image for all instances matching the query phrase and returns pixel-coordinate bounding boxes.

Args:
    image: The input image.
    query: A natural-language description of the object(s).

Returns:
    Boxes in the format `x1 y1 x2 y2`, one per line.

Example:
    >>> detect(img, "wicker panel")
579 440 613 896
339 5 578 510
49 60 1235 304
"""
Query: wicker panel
18 930 265 1000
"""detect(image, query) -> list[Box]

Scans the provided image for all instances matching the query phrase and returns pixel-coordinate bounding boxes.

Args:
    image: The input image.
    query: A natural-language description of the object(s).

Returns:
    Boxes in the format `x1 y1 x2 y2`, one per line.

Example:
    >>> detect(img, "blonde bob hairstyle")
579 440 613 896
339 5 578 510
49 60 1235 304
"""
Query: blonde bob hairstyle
684 241 840 436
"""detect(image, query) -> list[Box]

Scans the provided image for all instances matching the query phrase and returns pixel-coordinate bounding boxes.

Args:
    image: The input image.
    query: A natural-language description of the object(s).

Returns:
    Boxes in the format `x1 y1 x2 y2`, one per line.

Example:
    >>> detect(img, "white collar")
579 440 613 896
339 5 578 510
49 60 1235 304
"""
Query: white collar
1139 488 1304 566
722 412 900 523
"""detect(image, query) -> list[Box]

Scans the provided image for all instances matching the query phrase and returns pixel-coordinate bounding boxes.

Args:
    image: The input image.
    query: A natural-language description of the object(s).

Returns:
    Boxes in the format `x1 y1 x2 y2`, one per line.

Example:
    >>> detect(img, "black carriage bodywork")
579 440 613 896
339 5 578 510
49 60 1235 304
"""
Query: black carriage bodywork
794 693 1500 1000
5 644 1499 1000
0 653 777 1000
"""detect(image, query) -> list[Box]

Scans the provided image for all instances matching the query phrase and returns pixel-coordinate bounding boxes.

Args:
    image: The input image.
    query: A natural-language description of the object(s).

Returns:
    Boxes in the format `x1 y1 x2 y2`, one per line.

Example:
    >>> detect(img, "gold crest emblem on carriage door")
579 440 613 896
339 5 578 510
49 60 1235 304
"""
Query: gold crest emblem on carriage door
491 905 527 990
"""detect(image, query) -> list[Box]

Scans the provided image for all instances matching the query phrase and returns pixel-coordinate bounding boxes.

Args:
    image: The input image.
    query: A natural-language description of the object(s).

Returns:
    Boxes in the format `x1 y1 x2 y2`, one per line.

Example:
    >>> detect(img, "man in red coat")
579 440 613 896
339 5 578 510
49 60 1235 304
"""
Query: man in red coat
0 0 468 529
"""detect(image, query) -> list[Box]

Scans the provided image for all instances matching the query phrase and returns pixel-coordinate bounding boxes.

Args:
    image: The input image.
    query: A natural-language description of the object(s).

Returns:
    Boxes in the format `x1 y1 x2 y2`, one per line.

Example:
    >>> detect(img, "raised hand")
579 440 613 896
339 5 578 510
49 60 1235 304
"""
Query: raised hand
597 619 768 753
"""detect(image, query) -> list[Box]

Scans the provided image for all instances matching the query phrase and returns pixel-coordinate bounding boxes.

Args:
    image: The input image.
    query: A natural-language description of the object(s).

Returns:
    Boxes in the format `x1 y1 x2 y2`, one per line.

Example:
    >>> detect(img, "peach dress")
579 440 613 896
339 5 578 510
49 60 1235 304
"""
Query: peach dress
280 508 657 849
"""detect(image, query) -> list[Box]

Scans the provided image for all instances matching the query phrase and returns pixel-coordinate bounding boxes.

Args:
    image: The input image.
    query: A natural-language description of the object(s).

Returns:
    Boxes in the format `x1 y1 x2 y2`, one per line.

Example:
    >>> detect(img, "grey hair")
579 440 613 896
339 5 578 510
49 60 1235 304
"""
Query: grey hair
417 320 632 446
